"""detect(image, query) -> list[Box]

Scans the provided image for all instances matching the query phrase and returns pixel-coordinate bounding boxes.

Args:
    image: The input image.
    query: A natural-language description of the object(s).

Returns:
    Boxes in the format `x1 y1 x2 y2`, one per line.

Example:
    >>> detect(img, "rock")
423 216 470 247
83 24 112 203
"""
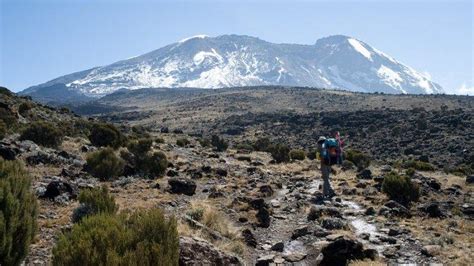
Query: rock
381 165 392 172
256 254 275 266
283 252 307 262
166 169 179 177
357 169 372 179
249 198 267 210
179 236 242 265
0 143 19 160
320 236 377 265
321 218 346 230
112 176 134 188
259 184 273 197
271 241 284 252
380 200 411 218
241 229 257 247
167 178 196 196
160 127 169 133
208 186 225 198
308 206 322 221
373 175 384 182
419 202 447 218
215 168 228 177
461 203 474 216
379 236 397 244
421 245 441 257
365 207 376 215
466 175 474 184
256 207 271 228
427 179 441 190
42 180 78 201
291 225 310 239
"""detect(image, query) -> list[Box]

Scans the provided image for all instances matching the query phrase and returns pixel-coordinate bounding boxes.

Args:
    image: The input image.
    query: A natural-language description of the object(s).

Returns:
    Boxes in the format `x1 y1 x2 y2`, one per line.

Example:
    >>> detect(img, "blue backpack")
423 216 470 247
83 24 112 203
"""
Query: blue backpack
320 138 343 165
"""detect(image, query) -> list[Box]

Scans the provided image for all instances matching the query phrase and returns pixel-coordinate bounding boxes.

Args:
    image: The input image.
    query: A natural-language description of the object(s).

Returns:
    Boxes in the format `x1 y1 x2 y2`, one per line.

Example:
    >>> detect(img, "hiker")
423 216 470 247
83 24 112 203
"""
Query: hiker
317 134 344 198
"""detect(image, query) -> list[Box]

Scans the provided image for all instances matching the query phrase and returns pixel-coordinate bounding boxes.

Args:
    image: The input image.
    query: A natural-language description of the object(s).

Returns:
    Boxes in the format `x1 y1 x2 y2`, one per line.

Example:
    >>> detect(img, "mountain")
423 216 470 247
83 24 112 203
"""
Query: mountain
21 34 443 102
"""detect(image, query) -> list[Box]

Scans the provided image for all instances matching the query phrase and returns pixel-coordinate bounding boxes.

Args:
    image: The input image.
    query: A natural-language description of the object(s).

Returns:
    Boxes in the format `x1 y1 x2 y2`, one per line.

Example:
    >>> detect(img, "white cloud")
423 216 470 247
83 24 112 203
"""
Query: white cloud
454 83 474 95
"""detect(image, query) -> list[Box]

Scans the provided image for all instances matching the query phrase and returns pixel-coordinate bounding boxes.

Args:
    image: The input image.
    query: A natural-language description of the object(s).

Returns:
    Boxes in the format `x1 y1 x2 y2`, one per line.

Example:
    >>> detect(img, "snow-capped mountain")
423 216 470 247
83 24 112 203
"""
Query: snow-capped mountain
22 34 443 100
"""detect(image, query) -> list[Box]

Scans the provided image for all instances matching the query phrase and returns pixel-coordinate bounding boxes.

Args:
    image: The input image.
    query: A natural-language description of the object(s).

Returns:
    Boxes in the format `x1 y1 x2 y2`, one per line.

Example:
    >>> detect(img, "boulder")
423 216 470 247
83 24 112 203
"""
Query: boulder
0 143 19 160
321 217 346 230
179 236 242 265
168 178 196 196
259 184 273 197
255 254 275 266
466 175 474 184
256 207 271 228
241 229 257 247
421 245 441 257
42 180 78 200
419 202 447 218
379 200 411 218
291 225 310 239
320 236 377 265
357 169 372 179
271 241 284 252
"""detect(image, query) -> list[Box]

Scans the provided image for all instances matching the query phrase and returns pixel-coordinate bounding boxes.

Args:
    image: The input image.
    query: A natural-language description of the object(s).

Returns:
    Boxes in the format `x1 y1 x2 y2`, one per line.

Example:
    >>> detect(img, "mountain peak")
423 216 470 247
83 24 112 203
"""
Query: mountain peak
22 34 443 101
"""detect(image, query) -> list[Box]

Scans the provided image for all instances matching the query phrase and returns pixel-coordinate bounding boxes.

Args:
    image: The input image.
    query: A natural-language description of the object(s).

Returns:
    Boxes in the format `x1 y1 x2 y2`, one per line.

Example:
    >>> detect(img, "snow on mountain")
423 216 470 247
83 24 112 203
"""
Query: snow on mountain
22 34 443 100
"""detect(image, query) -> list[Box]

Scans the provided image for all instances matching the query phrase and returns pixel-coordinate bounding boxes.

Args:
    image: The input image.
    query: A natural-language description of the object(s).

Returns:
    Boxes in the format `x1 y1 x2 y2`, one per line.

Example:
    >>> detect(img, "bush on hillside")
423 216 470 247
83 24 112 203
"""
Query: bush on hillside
0 120 6 140
20 121 63 148
345 149 371 171
86 148 124 181
140 152 168 179
307 149 317 160
88 123 124 148
52 208 179 265
198 138 211 148
211 135 228 152
72 186 117 223
269 144 290 163
289 149 306 161
0 108 16 127
128 138 152 156
382 171 420 206
176 138 190 147
253 137 271 152
0 159 38 266
18 102 33 116
403 160 435 171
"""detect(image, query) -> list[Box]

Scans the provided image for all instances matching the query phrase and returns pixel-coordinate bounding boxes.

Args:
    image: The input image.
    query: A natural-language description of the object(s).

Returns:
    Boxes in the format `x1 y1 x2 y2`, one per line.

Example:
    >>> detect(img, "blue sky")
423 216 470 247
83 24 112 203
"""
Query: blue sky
1 0 472 94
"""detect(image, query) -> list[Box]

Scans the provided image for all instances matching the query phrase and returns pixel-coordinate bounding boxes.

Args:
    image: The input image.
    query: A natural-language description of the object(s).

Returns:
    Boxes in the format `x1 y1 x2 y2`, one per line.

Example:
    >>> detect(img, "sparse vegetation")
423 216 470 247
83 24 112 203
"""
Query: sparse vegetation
403 160 435 171
0 120 6 140
289 149 306 161
72 186 117 223
88 123 124 148
53 208 179 266
382 171 420 206
176 137 190 147
86 148 124 181
127 138 168 178
345 149 371 171
20 121 63 148
253 137 271 152
0 159 38 266
211 135 228 152
18 102 34 116
269 143 290 163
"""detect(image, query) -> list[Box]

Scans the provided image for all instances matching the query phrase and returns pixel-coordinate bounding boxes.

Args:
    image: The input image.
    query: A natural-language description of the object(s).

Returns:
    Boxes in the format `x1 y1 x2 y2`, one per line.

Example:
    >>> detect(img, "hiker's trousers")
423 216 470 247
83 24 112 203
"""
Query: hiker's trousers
321 163 334 196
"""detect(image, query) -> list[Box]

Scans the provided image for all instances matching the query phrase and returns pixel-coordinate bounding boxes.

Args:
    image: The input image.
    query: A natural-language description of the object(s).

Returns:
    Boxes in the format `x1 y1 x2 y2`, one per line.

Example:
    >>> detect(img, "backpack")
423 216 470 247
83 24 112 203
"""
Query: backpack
320 138 343 165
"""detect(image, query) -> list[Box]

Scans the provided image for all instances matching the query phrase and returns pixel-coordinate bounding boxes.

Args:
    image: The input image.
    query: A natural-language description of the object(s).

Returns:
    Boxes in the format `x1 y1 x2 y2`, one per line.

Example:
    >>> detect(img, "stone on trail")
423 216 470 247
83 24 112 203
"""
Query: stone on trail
320 236 377 265
179 236 242 265
167 178 196 196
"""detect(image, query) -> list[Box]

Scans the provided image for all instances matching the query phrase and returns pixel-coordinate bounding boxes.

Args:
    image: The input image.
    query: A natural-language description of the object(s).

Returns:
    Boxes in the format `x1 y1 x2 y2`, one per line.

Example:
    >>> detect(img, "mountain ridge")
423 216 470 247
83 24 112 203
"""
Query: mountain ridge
21 34 443 103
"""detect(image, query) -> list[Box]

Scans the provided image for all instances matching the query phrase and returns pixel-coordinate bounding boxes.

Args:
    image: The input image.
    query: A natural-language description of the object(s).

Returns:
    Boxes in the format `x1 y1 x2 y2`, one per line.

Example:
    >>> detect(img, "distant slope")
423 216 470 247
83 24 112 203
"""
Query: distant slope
22 34 443 103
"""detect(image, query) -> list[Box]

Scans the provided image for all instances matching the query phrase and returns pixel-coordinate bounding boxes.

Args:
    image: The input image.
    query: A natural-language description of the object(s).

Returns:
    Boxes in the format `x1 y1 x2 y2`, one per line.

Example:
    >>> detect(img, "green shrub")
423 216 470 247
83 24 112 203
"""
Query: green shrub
403 160 435 171
211 135 228 152
345 149 371 171
128 138 152 156
234 142 254 151
0 108 16 127
0 159 38 265
198 138 211 147
176 138 190 147
269 144 290 163
307 149 317 160
0 120 6 140
140 152 168 179
253 137 271 152
20 121 63 148
72 186 117 223
18 102 33 116
52 208 179 266
88 123 124 148
405 168 416 177
86 148 124 181
289 149 306 161
382 171 420 206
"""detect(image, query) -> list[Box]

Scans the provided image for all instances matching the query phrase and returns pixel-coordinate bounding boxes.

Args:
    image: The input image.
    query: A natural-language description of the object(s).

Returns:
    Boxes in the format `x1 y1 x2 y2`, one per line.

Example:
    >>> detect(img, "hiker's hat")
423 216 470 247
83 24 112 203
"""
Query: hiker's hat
317 136 326 144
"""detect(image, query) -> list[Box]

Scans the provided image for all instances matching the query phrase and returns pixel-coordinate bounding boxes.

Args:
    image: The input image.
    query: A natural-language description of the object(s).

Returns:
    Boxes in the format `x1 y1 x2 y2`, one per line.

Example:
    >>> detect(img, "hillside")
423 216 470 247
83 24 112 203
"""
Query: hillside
1 86 473 265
